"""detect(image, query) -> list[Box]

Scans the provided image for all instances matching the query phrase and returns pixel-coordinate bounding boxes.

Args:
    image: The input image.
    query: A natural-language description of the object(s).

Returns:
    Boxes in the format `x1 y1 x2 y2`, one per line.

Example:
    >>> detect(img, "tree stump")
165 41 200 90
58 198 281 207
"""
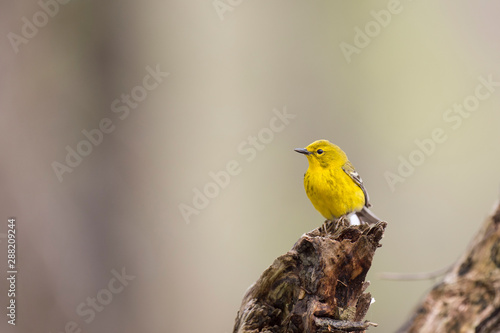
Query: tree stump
398 203 500 333
233 219 386 333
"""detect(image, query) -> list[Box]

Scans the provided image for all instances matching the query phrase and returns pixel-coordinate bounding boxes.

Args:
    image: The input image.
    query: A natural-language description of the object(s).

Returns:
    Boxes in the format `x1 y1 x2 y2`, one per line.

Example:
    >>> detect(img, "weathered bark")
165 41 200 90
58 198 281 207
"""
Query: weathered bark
233 220 386 333
398 202 500 333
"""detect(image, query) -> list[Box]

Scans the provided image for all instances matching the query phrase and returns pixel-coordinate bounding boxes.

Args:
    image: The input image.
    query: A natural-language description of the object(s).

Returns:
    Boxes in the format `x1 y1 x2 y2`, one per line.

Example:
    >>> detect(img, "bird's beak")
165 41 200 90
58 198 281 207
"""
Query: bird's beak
294 148 311 155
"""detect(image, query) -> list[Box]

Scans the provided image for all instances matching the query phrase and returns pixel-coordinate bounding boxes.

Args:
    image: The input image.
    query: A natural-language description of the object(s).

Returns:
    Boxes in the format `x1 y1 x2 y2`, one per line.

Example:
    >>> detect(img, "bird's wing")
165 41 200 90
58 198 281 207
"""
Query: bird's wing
342 161 371 207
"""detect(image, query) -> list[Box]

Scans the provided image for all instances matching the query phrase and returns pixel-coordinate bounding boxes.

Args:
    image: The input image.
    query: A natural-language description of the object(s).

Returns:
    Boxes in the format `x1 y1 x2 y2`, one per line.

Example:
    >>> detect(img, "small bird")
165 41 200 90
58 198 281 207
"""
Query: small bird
295 139 379 224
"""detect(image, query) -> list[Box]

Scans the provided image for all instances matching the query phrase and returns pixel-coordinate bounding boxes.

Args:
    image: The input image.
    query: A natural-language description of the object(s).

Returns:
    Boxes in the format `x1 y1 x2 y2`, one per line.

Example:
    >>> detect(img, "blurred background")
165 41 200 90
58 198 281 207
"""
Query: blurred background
1 1 500 332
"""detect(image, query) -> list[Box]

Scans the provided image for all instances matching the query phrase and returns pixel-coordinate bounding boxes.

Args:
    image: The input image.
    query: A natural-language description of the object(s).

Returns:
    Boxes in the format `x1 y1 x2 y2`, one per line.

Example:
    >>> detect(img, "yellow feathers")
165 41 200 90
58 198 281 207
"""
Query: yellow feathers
295 140 379 223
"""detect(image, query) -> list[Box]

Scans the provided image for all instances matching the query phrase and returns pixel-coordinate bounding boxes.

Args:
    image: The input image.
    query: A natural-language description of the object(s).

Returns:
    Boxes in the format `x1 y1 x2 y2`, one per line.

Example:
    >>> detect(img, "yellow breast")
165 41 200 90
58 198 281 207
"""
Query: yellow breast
304 166 365 220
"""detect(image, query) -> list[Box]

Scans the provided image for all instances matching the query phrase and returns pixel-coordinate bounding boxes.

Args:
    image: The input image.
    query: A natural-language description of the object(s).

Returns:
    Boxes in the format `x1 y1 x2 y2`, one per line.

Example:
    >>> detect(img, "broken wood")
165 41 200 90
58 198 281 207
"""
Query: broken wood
233 219 386 333
398 202 500 333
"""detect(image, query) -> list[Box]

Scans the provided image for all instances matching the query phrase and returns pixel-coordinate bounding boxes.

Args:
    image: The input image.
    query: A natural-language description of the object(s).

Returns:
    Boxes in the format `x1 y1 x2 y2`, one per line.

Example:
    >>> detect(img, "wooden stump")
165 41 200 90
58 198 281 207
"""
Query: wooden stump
398 203 500 333
233 220 386 333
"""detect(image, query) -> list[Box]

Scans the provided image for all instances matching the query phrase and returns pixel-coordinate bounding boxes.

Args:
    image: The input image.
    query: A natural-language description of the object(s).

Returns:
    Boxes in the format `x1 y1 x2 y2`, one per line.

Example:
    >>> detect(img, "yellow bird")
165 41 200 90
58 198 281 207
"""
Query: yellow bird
295 139 379 224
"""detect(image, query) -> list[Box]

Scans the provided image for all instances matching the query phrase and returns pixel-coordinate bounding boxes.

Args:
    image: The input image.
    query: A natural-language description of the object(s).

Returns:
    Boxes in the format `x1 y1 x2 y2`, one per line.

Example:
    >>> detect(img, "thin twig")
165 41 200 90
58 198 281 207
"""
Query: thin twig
378 264 453 281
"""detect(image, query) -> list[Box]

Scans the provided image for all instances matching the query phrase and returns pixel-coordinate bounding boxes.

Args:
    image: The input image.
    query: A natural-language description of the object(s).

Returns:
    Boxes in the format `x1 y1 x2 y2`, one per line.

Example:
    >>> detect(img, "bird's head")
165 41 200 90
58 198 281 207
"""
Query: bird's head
294 140 348 169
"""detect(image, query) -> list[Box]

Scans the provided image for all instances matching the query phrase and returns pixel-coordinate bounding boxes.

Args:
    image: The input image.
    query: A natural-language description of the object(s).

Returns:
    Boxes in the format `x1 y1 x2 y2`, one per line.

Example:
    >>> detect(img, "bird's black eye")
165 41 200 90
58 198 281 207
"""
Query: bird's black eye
317 149 324 155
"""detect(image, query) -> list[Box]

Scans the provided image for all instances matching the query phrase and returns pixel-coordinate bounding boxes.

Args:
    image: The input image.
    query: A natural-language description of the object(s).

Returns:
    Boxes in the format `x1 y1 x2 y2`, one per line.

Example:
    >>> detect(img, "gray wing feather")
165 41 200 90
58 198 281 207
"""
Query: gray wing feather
342 161 371 208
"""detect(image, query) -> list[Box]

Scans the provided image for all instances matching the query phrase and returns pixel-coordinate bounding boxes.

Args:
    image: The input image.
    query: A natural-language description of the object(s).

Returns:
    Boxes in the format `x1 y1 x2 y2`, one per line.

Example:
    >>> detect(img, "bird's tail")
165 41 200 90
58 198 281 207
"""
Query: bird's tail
356 206 381 224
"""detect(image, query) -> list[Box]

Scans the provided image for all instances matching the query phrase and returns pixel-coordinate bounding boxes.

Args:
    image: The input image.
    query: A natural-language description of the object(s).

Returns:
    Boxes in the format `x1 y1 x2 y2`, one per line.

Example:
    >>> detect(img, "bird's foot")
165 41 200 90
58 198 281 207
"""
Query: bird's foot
321 217 350 235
